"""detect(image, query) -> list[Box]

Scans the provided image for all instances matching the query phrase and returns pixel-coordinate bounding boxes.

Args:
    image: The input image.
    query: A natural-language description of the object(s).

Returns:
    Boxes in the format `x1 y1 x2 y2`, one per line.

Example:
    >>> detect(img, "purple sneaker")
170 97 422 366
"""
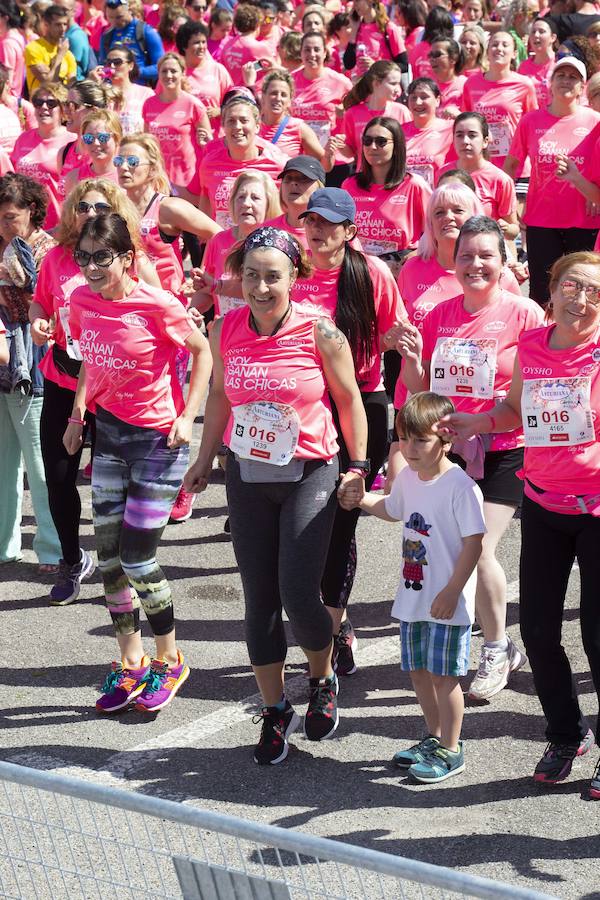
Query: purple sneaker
135 650 190 713
50 549 95 606
96 656 150 713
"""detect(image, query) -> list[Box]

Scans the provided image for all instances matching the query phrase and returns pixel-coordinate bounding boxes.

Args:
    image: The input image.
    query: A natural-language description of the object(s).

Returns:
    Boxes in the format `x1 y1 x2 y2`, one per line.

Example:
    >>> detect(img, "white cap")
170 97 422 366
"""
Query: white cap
552 56 587 81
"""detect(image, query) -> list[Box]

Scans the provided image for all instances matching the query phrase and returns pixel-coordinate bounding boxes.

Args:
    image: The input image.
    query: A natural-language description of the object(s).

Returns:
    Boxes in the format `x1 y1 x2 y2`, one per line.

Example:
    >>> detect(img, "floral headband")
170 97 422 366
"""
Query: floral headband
243 226 301 269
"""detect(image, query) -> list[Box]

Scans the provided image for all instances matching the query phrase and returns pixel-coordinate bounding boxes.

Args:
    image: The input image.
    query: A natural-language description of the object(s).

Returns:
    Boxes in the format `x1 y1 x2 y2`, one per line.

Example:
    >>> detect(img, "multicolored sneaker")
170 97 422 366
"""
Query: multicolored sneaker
49 549 95 606
534 730 595 784
408 742 465 784
253 700 300 765
96 656 151 713
333 619 358 676
169 487 195 523
134 650 190 712
392 736 440 769
590 757 600 800
304 674 339 741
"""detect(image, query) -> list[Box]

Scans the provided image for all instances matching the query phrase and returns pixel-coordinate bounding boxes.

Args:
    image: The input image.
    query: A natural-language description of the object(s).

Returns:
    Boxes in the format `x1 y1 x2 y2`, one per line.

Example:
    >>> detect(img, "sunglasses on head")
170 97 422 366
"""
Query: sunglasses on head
33 97 60 109
82 132 112 145
106 0 127 8
113 154 145 168
362 135 391 147
74 248 127 268
77 200 112 214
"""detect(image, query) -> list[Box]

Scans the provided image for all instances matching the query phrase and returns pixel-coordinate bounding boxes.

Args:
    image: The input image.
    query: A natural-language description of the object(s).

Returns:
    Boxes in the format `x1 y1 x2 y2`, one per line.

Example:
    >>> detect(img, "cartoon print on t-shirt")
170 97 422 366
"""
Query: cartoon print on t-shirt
402 512 431 591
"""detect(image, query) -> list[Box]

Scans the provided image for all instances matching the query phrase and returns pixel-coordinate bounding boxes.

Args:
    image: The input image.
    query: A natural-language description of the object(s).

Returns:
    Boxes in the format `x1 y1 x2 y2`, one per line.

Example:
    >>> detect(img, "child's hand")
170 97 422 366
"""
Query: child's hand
430 587 459 620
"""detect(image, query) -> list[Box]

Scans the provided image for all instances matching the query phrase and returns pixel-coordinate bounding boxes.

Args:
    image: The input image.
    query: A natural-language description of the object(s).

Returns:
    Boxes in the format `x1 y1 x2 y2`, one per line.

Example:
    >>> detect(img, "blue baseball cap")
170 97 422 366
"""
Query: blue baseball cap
299 188 356 224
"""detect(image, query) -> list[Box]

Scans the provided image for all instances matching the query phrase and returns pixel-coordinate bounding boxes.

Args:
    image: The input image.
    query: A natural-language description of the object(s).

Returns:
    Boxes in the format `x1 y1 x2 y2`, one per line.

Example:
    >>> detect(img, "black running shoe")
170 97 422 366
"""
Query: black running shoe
304 674 339 741
334 619 358 676
253 700 300 765
533 742 579 784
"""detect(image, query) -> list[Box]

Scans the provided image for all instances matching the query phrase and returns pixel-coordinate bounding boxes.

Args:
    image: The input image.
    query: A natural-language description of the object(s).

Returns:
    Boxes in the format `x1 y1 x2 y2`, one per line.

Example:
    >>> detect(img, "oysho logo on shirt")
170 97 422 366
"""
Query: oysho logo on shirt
121 312 148 327
82 309 100 318
483 320 506 332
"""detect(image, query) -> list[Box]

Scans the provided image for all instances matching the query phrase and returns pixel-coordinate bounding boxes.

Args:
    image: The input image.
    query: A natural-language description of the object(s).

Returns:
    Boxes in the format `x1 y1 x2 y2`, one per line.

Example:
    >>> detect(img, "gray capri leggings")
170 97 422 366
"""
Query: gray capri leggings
226 453 340 666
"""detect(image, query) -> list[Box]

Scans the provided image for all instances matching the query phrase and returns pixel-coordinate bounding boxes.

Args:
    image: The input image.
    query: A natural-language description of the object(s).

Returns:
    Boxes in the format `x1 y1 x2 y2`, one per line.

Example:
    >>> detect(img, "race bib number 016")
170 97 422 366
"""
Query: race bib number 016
522 377 594 447
431 337 497 398
231 402 300 465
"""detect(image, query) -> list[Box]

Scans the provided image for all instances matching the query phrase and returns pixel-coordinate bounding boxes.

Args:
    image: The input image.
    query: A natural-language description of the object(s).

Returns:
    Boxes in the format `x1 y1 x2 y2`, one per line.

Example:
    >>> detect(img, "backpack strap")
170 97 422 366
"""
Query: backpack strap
270 116 289 145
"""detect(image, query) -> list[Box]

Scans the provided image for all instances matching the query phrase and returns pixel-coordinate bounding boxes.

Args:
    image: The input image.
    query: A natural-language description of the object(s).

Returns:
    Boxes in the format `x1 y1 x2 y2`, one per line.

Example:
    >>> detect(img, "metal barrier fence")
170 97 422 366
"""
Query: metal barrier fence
0 760 556 900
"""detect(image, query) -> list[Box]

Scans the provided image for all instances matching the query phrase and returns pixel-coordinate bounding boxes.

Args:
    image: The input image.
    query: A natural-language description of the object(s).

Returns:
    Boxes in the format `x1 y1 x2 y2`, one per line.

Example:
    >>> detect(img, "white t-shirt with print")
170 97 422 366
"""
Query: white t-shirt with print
384 464 486 626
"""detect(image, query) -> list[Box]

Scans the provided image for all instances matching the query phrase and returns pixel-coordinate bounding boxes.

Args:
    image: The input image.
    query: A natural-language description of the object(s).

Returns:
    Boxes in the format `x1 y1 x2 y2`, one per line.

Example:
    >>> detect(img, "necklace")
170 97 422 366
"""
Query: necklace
250 301 292 337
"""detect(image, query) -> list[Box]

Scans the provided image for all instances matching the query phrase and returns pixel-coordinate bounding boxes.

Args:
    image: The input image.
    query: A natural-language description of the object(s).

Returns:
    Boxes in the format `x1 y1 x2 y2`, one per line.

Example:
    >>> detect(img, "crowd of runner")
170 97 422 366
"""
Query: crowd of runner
1 0 599 796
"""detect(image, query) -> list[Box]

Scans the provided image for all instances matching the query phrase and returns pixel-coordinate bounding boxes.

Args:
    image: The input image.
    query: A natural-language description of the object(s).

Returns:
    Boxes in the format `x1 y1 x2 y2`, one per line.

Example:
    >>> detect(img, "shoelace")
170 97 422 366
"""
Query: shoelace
252 708 285 742
336 627 353 649
307 681 334 716
476 647 499 676
542 741 578 761
144 661 168 694
56 559 74 583
101 663 124 694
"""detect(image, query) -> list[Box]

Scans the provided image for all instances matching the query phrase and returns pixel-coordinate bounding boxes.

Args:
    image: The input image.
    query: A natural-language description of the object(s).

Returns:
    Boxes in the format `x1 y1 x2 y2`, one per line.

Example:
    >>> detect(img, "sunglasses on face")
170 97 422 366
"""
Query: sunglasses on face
77 201 112 214
106 57 125 67
362 135 391 147
428 50 448 59
560 279 600 306
113 155 145 168
74 248 127 268
190 3 206 9
33 97 60 109
82 132 112 145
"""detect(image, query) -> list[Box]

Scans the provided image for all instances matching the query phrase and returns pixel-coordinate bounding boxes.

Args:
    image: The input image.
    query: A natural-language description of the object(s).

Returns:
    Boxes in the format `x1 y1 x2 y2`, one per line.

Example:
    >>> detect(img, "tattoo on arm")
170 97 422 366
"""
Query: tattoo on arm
317 318 345 351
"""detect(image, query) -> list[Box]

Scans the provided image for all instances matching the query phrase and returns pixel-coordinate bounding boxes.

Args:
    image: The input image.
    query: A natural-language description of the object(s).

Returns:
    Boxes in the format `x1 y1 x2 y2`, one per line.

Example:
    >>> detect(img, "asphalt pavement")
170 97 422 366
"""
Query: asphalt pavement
2 420 599 899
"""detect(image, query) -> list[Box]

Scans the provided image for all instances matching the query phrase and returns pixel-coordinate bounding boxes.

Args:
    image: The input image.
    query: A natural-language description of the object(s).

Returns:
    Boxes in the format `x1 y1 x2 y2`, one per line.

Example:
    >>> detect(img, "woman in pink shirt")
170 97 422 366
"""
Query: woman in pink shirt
0 3 25 97
175 21 233 125
408 6 455 80
257 68 325 160
265 154 326 247
291 33 352 154
184 225 368 763
343 0 407 78
442 250 600 798
428 37 467 118
403 77 456 188
98 44 154 135
59 80 113 193
294 188 405 677
342 115 431 257
518 17 557 108
12 83 72 231
29 178 159 605
396 215 544 704
64 108 122 195
64 212 212 716
459 24 487 77
462 31 538 170
142 52 212 197
78 0 108 53
505 57 600 305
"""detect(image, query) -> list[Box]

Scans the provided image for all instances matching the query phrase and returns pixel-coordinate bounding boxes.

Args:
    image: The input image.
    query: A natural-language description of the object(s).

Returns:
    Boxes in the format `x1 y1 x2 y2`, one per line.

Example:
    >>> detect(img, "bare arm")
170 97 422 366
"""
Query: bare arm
137 253 162 288
159 196 222 242
396 321 429 393
29 299 54 345
438 355 524 439
556 154 600 206
167 326 213 448
430 533 484 620
358 490 398 521
503 154 520 181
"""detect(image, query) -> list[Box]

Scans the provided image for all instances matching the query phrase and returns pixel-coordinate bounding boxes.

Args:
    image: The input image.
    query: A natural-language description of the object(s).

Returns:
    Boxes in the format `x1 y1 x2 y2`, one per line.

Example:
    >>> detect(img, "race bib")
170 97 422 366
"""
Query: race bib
217 294 246 316
431 337 497 398
522 377 594 447
488 122 510 158
59 306 82 361
307 120 331 148
230 402 300 465
407 162 434 187
361 238 399 257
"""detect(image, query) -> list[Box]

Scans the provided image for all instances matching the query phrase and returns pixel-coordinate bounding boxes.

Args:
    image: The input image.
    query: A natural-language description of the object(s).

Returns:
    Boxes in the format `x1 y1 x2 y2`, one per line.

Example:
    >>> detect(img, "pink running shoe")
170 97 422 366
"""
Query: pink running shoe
170 487 195 523
82 461 92 480
96 656 151 713
135 650 190 712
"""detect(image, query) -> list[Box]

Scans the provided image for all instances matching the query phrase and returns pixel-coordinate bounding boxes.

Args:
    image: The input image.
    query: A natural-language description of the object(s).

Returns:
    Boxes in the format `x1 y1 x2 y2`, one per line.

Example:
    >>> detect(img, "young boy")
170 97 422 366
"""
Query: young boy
345 392 485 784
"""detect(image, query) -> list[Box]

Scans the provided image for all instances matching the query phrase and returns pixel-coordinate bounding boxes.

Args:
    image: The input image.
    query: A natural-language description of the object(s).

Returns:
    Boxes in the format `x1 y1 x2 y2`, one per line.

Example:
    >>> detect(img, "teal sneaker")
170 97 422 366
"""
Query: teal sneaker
409 742 465 783
392 736 440 769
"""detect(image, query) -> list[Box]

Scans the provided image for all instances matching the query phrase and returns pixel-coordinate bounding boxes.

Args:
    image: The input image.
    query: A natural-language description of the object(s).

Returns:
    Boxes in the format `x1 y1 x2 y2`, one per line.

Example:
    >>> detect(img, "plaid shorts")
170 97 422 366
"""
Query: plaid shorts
400 620 471 677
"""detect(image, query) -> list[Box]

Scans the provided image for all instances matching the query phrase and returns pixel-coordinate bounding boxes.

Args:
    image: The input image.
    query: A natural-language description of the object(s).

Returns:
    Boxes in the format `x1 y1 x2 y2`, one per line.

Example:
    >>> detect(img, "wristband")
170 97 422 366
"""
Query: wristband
68 416 85 427
215 278 223 293
485 412 496 433
347 467 367 479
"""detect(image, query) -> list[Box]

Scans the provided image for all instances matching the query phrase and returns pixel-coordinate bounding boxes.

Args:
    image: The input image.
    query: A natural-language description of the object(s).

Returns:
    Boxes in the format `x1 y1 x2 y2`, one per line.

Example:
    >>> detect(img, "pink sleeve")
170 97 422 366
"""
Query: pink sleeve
420 306 440 362
498 175 517 218
33 255 54 318
525 81 538 112
202 236 217 278
343 110 356 156
69 293 82 341
387 23 405 56
461 82 471 113
373 262 405 333
582 132 600 185
508 116 528 163
161 294 195 347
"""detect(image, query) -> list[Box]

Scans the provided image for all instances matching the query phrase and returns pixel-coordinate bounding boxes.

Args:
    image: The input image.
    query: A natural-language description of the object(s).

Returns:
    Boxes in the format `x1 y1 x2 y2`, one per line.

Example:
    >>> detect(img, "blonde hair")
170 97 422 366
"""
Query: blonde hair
228 171 282 222
79 107 123 142
55 178 144 251
587 71 600 99
31 81 68 106
119 133 171 195
548 251 600 301
418 182 484 260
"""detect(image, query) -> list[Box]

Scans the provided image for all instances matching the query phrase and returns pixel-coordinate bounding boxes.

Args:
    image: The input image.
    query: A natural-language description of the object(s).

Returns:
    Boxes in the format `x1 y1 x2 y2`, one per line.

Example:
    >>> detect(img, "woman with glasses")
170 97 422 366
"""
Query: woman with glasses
428 37 466 119
440 251 600 798
342 116 430 258
402 77 455 189
142 51 212 199
175 21 232 124
11 83 72 231
63 108 123 195
96 43 153 134
29 178 159 605
63 212 212 715
60 80 113 189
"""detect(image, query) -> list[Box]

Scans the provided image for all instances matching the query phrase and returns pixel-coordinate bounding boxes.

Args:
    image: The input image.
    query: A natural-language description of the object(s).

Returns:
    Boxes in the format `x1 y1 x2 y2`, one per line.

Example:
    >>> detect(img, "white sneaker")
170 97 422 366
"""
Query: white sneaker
468 637 528 701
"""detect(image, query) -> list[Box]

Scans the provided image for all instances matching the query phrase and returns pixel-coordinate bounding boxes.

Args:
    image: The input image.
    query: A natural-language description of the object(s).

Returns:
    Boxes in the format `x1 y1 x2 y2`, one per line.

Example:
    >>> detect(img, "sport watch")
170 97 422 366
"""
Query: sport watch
347 459 371 477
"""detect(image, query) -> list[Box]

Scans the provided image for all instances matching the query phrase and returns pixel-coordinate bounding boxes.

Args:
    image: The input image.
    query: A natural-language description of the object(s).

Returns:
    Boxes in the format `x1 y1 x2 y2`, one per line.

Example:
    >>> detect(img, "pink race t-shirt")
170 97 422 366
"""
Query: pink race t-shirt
402 119 456 188
518 57 554 109
142 92 207 189
436 75 468 112
408 41 433 79
291 254 405 391
35 245 87 391
197 137 288 227
140 193 185 297
185 57 233 116
438 159 517 219
352 21 405 74
263 213 309 249
343 100 411 162
119 83 154 135
219 33 273 85
220 303 339 460
462 71 538 168
342 173 431 255
11 129 73 230
292 68 352 149
0 104 23 154
202 227 244 315
0 29 25 97
69 279 195 433
517 324 600 495
419 290 544 451
259 116 304 156
508 107 600 229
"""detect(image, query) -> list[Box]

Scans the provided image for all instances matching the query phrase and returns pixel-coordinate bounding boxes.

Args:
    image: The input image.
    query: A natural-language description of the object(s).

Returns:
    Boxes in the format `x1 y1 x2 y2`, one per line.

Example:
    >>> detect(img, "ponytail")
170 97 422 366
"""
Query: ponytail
335 245 377 375
343 60 400 110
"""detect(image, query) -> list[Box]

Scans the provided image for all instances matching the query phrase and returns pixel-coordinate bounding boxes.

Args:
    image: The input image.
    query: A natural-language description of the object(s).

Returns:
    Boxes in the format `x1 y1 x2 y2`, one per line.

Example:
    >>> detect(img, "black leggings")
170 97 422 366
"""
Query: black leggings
226 454 339 666
526 225 598 306
321 390 389 610
40 378 95 566
519 494 600 744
